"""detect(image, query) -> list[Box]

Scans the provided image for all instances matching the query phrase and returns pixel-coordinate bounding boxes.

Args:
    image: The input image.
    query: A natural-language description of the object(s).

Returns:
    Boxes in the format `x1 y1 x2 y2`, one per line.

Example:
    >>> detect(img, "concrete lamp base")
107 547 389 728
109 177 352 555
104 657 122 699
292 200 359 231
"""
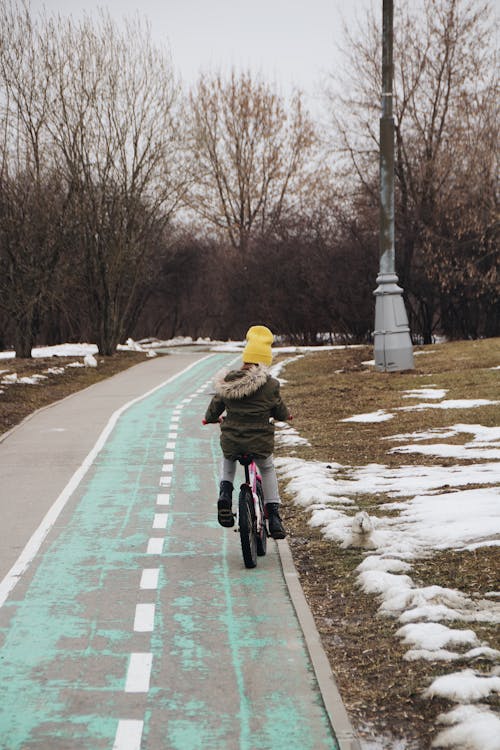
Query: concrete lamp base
373 273 414 372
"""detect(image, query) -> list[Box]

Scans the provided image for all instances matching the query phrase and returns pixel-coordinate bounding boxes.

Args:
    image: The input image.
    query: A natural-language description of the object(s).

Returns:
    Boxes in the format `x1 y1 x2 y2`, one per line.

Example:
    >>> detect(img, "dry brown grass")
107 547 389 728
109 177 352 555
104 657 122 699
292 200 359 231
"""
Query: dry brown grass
276 338 500 748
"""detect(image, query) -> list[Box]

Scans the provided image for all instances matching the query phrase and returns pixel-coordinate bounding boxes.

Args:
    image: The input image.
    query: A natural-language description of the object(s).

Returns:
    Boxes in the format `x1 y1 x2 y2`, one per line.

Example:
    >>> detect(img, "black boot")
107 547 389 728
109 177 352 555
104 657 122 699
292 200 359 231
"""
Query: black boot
217 481 234 527
266 503 286 539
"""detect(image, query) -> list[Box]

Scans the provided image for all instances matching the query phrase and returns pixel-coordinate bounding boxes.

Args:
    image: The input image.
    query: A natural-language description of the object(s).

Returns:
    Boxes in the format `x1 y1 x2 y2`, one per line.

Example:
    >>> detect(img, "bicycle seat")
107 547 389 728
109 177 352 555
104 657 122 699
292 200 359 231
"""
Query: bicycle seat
236 454 255 466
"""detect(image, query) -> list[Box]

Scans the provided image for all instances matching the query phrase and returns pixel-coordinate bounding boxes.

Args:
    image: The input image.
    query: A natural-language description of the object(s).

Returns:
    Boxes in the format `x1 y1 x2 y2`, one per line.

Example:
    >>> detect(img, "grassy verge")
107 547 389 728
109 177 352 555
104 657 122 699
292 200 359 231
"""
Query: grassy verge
276 338 499 748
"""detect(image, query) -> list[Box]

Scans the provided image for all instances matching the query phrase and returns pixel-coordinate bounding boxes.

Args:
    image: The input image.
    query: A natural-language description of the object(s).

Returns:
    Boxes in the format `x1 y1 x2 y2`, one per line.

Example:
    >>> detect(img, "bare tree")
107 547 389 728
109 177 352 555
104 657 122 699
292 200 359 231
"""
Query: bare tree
0 0 69 357
45 12 185 354
326 0 498 342
186 71 317 252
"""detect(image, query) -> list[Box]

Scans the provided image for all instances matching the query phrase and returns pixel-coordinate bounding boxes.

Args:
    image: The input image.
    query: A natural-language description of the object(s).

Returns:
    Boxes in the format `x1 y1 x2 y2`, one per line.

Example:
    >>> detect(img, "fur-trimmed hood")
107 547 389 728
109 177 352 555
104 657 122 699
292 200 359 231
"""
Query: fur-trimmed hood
213 364 270 400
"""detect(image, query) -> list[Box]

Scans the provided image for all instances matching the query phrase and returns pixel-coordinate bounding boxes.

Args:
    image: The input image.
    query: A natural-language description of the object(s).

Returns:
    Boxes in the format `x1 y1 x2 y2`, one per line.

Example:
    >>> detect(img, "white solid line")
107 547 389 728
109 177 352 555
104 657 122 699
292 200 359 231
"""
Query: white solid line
134 603 155 632
113 719 144 750
125 653 153 692
163 451 174 460
147 538 164 555
0 354 217 609
159 476 171 487
153 513 168 529
140 568 160 589
161 464 173 473
156 493 170 505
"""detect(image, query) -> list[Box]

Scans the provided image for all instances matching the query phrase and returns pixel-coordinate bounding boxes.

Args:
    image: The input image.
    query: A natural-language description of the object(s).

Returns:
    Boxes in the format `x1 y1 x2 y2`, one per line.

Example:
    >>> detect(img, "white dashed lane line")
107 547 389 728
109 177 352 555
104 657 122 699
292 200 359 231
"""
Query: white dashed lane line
116 390 208 747
153 513 169 530
140 568 160 590
134 604 156 633
146 538 164 555
124 653 153 693
113 719 144 750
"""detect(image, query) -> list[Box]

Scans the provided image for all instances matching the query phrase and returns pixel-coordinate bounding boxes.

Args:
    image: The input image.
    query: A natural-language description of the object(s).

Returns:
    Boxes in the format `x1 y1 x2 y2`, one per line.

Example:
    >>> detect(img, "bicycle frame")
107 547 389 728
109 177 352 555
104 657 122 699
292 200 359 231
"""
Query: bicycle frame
236 453 267 568
239 456 264 535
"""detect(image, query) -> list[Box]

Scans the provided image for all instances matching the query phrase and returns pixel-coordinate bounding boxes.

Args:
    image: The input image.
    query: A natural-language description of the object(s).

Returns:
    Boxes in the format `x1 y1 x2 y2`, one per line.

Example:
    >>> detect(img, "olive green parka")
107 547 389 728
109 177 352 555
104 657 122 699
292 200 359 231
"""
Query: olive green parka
204 364 290 460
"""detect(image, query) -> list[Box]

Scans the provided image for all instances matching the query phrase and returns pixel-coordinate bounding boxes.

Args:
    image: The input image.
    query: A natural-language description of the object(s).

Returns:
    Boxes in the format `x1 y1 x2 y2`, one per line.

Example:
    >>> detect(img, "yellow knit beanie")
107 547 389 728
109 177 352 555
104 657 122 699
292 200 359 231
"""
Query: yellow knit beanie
242 325 274 366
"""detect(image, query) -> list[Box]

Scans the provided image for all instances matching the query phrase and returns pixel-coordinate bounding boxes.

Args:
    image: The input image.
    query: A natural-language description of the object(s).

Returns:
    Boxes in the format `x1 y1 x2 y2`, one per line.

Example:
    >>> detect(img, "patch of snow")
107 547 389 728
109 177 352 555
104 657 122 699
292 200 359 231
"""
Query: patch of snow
389 443 500 460
34 343 98 358
274 420 311 447
123 337 145 351
341 409 394 423
270 355 303 381
402 388 447 400
396 622 478 651
423 669 500 702
352 510 374 534
345 400 500 424
385 424 500 444
433 704 500 750
357 730 410 750
400 398 499 412
18 374 48 384
356 556 412 574
404 646 500 663
358 570 414 597
83 354 98 368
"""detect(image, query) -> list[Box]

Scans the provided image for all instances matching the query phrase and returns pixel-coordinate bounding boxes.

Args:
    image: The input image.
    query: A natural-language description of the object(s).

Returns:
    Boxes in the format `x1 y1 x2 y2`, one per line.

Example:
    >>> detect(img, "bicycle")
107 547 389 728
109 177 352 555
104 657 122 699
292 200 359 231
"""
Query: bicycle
202 418 269 568
235 454 267 569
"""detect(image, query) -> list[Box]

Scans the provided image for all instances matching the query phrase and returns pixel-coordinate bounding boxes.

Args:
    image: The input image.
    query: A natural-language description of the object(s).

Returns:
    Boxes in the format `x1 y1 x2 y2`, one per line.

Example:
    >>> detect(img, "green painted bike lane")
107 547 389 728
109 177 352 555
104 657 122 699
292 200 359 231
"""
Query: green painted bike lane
0 353 339 750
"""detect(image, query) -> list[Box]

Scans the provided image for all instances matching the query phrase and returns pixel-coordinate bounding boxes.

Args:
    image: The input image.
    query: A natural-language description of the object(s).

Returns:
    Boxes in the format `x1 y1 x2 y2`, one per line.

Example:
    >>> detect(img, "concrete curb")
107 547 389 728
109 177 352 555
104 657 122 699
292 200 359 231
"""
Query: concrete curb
277 539 362 750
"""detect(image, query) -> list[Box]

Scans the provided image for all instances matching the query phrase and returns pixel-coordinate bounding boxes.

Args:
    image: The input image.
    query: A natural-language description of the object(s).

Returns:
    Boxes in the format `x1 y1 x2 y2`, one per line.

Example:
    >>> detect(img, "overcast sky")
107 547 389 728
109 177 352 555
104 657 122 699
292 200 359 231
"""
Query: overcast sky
30 0 376 109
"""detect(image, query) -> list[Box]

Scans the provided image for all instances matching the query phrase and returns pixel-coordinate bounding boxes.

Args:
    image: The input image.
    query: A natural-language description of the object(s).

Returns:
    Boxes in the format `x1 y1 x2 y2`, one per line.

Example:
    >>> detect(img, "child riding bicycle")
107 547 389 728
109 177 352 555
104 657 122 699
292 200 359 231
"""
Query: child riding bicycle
204 325 291 539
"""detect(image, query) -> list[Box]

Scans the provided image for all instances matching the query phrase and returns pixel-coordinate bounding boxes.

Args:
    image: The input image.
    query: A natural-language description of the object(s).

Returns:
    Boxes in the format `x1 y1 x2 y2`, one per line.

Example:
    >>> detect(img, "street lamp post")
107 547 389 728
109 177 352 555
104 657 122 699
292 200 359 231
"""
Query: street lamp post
373 0 414 371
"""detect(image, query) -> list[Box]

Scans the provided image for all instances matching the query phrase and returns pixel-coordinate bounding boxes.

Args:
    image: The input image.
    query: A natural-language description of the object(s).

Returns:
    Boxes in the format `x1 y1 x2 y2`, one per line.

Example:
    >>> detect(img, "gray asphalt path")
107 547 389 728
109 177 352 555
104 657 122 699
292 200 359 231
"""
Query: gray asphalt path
0 352 360 750
0 353 203 580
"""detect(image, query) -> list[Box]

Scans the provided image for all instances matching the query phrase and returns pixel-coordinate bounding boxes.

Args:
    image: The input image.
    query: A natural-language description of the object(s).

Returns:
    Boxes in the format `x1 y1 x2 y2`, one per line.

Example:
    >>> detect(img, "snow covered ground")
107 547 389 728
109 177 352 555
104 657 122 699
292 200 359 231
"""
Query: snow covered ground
274 359 500 750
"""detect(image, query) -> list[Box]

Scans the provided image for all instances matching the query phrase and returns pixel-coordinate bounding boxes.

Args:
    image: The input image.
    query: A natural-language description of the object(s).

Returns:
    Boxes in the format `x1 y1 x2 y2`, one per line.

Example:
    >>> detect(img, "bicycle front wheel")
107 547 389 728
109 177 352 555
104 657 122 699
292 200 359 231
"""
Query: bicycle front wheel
239 487 257 569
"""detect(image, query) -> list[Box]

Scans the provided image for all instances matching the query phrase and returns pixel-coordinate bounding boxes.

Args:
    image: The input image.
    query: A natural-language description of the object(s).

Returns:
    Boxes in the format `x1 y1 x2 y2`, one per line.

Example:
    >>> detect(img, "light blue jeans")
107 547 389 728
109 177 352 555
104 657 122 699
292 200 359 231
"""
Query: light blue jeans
221 455 280 504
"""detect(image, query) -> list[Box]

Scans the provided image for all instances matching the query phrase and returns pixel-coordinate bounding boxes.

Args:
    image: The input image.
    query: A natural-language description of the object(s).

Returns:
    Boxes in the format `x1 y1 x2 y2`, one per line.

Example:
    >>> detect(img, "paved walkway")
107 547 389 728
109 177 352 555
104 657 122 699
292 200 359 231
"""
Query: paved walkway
0 353 359 750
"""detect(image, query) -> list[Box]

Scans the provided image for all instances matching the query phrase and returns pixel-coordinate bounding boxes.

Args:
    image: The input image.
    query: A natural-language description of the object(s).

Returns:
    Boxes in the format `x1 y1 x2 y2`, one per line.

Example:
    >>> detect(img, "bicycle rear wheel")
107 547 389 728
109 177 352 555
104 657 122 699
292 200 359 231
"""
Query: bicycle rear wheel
256 478 267 557
239 487 257 568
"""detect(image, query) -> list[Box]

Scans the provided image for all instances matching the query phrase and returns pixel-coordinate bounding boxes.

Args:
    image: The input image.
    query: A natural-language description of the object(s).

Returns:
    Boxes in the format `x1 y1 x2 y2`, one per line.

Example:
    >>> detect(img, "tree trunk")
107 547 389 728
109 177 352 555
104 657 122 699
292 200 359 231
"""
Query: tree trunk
14 314 35 358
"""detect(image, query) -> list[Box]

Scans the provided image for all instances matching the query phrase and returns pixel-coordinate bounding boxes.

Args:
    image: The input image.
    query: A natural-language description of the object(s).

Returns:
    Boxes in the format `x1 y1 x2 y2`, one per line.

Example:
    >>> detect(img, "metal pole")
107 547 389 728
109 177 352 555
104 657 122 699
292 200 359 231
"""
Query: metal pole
373 0 414 371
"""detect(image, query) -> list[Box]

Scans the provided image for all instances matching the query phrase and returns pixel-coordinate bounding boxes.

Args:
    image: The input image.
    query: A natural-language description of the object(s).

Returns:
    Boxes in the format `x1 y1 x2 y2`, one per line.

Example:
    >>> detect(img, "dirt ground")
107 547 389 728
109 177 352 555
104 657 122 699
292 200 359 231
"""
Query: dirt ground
275 339 499 748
